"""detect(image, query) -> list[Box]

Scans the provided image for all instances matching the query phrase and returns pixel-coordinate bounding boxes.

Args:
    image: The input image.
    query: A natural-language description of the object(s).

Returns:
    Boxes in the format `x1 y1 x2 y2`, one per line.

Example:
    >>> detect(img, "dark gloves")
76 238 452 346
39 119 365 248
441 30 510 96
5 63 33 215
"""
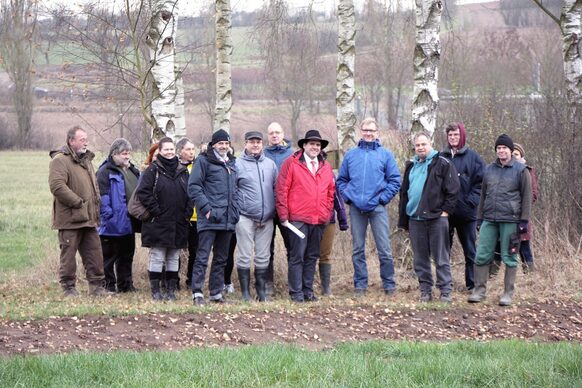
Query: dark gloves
339 221 349 231
476 219 483 232
518 220 528 234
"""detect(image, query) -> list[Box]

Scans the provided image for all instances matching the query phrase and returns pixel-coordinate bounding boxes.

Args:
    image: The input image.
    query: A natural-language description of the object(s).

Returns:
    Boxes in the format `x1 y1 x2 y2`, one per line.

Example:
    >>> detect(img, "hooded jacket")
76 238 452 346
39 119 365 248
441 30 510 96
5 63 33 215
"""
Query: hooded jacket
188 149 240 232
235 150 278 223
49 145 100 230
441 145 485 221
275 149 335 225
137 157 192 248
96 157 140 236
337 139 401 212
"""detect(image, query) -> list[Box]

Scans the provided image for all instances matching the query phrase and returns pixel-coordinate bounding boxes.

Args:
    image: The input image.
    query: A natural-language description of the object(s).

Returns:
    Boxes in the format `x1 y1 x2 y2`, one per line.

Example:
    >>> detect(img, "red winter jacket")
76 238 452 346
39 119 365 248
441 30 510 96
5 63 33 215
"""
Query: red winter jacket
276 150 335 225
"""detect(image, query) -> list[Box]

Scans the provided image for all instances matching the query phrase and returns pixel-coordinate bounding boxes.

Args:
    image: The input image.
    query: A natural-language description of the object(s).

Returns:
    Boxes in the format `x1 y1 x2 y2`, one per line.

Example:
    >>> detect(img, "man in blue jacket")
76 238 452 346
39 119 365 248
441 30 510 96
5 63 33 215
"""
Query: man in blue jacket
96 138 140 293
441 122 485 292
188 129 239 305
337 118 401 297
398 132 460 303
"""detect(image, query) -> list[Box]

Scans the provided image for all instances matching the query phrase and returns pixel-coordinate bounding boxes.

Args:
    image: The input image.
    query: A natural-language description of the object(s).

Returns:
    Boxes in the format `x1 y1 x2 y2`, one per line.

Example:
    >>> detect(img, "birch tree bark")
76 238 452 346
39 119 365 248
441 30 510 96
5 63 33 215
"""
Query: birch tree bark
411 0 442 136
561 0 582 112
146 0 181 142
337 0 357 160
214 0 233 133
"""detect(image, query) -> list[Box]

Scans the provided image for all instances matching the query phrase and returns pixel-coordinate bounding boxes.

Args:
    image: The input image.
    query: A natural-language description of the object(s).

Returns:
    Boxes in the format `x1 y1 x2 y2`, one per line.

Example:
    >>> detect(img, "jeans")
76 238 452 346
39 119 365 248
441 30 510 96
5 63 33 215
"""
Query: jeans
448 216 477 290
409 217 453 294
287 222 324 301
191 230 233 298
235 215 274 270
148 247 180 272
349 204 396 291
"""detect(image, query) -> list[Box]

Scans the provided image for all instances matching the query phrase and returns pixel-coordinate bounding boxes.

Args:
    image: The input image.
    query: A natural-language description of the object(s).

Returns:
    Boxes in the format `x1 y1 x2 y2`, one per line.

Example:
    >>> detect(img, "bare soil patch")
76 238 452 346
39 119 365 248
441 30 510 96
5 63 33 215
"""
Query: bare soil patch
1 300 580 357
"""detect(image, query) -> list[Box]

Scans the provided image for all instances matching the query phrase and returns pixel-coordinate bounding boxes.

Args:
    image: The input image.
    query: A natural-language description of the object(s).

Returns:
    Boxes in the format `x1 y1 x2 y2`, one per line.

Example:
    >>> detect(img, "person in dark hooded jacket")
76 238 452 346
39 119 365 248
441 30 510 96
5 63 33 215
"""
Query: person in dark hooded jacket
136 137 192 301
441 122 485 291
96 138 140 293
188 129 240 305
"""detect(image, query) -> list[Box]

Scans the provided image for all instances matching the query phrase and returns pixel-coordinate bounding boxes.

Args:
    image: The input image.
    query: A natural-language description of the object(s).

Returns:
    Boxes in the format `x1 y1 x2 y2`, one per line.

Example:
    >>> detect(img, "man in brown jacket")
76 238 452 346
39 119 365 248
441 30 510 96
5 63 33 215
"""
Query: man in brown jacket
49 126 109 297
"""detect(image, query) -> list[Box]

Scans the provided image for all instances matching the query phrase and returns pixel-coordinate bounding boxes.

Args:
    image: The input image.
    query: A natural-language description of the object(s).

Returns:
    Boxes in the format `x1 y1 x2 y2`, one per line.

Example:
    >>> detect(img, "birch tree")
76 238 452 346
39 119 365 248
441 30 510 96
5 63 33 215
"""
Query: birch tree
336 0 357 159
214 0 232 133
146 0 183 142
0 0 38 148
411 0 442 136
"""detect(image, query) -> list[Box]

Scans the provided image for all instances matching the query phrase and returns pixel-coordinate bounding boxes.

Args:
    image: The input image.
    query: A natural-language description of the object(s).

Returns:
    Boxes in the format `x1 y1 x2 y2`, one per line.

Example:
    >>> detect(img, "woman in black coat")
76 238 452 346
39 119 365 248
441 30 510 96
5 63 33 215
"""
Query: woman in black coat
136 137 192 301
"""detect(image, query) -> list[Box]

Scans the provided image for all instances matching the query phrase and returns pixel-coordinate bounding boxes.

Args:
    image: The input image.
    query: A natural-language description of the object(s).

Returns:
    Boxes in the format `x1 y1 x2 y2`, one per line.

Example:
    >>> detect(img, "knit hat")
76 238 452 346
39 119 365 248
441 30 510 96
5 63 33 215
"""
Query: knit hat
211 129 230 145
513 143 525 157
494 134 514 151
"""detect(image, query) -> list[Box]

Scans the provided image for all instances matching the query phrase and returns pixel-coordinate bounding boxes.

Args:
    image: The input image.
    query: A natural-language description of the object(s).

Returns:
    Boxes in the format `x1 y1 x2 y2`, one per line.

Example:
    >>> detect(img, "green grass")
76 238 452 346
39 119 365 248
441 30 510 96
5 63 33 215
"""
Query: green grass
0 152 57 279
1 341 580 386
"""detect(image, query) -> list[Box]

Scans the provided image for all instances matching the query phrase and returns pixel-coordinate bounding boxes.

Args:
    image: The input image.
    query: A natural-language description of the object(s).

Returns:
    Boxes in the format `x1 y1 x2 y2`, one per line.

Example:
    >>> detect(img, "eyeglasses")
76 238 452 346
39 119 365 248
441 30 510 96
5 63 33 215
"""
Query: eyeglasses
361 129 378 133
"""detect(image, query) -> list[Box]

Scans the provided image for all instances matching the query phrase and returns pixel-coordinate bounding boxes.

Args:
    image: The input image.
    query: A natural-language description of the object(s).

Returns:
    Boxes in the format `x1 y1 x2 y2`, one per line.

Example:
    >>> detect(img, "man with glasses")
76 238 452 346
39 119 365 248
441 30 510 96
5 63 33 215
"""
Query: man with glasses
337 118 401 297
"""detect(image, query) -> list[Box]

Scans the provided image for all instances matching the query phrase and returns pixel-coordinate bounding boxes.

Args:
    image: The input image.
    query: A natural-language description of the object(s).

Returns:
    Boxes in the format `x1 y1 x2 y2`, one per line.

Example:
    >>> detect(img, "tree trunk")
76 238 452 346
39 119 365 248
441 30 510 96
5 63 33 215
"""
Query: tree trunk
174 66 186 141
411 0 442 137
146 0 179 142
337 0 357 161
214 0 233 133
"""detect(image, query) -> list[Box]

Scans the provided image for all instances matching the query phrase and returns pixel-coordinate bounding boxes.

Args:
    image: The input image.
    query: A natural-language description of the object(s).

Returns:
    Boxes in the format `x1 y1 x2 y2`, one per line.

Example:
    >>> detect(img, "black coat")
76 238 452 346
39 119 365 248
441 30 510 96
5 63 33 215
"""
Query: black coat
137 158 192 248
188 149 239 232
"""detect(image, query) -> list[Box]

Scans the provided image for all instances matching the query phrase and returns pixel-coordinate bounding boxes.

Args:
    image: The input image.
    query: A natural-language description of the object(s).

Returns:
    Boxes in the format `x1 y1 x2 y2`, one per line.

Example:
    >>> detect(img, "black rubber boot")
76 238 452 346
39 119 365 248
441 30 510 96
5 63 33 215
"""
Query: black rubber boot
468 264 489 303
165 271 179 301
148 271 164 301
319 263 332 296
255 267 268 302
237 267 252 302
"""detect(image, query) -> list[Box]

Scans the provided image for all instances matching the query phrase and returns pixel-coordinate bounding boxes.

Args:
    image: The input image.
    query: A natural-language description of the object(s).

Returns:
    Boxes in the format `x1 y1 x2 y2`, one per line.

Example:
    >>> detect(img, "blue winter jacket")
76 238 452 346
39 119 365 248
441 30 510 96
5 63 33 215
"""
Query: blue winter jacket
96 158 140 236
337 139 401 212
441 145 485 221
264 140 293 170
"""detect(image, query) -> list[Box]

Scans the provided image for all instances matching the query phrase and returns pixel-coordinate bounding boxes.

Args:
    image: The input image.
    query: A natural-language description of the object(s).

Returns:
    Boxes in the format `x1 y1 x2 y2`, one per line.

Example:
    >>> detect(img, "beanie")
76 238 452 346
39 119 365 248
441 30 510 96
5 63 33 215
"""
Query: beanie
211 129 230 145
513 143 525 157
494 134 514 152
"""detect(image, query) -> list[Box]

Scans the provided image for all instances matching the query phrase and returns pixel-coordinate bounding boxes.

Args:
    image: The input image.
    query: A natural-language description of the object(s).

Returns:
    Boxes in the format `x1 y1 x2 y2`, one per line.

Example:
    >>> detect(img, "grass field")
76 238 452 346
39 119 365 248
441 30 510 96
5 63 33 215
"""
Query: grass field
1 341 581 386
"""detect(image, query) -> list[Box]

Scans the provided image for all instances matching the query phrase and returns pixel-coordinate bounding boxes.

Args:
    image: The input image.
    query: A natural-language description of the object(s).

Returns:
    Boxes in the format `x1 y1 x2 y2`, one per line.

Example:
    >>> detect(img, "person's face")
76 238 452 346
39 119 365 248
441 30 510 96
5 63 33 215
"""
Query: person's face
180 142 195 162
245 138 263 156
69 130 88 154
512 149 524 163
213 140 230 157
360 122 379 142
268 125 284 146
303 140 321 159
159 142 175 159
447 129 461 148
414 135 433 161
497 145 512 163
112 150 131 168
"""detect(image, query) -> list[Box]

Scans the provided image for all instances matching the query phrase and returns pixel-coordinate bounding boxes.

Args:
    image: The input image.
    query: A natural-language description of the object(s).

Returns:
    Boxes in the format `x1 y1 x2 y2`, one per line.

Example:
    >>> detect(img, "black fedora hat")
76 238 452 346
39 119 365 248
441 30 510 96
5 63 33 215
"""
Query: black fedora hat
298 129 329 149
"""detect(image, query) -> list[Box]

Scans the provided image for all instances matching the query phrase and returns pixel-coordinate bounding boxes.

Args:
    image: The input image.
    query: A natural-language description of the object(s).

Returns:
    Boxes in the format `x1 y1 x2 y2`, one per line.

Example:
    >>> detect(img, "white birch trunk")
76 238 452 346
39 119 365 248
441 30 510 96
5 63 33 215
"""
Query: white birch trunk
561 0 582 110
411 0 442 137
214 0 233 133
337 0 357 160
146 0 179 142
174 66 186 140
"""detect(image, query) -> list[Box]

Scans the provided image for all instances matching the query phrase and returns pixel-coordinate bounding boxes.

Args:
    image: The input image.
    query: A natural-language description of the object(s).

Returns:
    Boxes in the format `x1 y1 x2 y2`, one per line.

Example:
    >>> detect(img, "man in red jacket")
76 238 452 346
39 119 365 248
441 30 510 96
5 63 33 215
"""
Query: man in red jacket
276 130 335 302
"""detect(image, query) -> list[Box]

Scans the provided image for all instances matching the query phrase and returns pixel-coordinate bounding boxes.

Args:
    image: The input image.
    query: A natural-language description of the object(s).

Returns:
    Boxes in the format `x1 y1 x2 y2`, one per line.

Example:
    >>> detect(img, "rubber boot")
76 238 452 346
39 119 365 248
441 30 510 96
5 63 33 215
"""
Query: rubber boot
165 271 178 301
237 267 252 302
499 266 517 306
265 260 274 297
319 263 332 296
148 271 163 301
468 264 489 303
254 267 268 302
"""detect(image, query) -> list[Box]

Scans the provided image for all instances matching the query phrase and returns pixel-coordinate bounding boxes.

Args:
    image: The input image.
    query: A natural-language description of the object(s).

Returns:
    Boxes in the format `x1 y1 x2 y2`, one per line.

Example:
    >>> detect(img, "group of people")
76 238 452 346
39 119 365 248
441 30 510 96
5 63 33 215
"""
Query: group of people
48 119 536 307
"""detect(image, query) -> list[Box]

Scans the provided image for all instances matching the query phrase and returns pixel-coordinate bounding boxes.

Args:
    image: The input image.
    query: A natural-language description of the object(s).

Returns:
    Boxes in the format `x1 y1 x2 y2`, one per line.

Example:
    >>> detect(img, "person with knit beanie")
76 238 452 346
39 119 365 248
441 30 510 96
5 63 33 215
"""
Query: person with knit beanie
469 134 532 307
441 122 486 292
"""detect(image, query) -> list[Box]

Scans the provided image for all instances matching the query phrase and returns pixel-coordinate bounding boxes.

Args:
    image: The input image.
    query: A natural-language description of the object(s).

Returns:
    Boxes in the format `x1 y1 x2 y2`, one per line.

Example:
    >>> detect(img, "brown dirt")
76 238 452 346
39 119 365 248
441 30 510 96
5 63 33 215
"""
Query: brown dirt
1 300 580 357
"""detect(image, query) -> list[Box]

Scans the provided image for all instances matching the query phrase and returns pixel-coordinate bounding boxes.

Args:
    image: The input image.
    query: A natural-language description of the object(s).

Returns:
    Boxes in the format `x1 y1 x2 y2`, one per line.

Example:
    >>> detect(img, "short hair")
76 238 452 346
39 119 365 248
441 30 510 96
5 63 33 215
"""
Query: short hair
445 122 460 134
109 138 132 156
158 136 174 150
360 117 379 130
412 131 432 143
175 137 193 155
66 126 85 143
